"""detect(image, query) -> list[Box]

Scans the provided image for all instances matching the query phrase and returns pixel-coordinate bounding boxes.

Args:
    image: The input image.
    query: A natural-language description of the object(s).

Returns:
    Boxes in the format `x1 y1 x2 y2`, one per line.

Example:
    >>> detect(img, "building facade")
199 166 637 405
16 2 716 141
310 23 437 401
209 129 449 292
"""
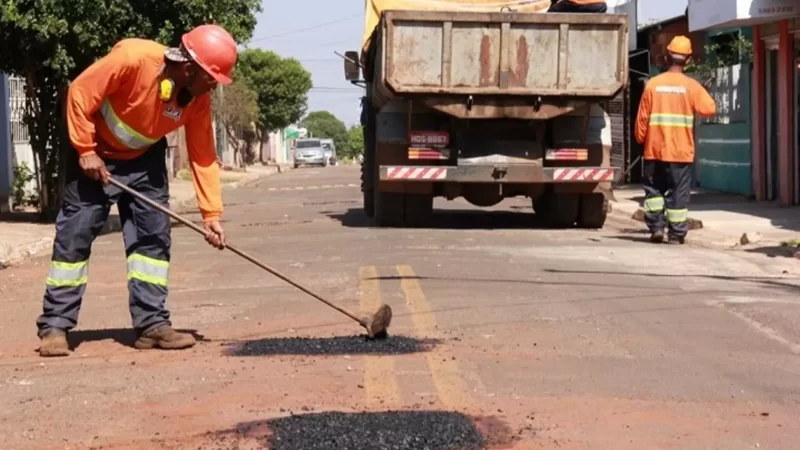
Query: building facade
690 0 800 205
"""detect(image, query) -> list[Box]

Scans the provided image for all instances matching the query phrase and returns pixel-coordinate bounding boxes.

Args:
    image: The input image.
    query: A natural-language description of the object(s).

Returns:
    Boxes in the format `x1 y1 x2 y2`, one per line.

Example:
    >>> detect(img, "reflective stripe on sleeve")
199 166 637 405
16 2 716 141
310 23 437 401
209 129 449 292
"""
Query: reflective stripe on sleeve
100 100 159 149
46 260 89 287
127 254 170 287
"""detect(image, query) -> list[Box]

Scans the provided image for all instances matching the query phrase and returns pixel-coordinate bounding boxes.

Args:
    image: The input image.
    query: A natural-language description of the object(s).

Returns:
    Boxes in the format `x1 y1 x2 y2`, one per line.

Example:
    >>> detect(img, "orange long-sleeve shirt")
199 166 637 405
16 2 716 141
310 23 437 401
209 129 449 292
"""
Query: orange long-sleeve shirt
635 71 717 163
66 38 222 221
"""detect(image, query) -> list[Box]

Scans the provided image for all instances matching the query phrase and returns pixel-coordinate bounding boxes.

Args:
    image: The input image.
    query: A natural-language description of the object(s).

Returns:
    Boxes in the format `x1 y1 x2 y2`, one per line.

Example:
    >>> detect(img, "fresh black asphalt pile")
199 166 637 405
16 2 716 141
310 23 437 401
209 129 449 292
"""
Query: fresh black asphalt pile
228 335 438 356
265 410 486 450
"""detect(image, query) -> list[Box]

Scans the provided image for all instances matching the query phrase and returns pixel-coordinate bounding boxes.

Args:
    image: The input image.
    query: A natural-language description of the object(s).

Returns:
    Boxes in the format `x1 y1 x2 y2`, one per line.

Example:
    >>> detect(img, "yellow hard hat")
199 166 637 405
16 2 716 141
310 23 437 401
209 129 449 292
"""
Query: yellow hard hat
667 36 692 56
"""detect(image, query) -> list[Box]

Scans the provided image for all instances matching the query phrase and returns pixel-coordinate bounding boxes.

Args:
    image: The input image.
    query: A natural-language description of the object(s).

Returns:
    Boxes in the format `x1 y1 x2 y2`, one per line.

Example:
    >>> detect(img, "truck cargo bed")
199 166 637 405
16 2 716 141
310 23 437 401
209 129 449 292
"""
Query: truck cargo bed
369 10 629 99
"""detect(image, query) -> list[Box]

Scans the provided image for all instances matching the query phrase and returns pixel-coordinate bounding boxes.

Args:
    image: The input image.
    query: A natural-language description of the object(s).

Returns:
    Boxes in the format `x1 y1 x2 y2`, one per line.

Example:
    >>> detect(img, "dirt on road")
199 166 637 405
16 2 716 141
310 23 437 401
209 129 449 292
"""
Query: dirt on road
1 166 799 450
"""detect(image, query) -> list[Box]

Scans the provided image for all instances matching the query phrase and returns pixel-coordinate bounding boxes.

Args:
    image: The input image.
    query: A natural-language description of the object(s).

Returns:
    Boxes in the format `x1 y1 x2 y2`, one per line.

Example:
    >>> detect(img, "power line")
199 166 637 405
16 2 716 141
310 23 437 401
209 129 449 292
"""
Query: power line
309 91 364 94
248 14 361 43
310 86 364 91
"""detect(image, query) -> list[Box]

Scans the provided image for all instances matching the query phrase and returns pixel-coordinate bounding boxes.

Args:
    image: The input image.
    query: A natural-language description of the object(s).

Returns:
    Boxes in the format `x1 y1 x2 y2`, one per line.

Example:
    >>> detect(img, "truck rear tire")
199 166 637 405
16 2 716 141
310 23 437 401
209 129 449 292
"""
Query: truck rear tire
404 193 433 227
362 160 374 217
576 193 608 229
374 191 405 227
361 101 376 218
533 191 580 228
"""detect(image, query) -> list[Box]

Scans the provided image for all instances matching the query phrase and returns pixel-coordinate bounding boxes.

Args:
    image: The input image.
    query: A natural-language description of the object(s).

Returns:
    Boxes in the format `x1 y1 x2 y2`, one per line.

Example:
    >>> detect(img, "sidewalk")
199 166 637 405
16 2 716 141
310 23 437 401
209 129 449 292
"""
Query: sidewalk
0 163 288 268
609 185 800 256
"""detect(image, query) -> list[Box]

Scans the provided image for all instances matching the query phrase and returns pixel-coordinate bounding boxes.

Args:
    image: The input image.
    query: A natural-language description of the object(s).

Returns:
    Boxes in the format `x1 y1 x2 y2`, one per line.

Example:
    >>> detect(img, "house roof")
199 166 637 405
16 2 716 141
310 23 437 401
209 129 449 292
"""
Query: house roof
637 13 687 34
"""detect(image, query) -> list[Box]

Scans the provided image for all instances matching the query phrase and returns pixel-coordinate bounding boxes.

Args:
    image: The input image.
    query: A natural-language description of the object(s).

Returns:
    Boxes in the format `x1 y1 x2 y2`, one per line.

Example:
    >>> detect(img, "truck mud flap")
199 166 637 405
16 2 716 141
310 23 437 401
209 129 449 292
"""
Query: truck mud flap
379 165 620 183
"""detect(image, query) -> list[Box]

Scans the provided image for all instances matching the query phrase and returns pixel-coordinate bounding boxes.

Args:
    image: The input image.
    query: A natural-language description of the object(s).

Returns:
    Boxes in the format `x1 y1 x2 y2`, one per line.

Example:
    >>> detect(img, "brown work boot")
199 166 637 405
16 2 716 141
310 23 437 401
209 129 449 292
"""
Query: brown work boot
667 235 686 245
134 324 196 350
38 329 70 357
649 229 664 243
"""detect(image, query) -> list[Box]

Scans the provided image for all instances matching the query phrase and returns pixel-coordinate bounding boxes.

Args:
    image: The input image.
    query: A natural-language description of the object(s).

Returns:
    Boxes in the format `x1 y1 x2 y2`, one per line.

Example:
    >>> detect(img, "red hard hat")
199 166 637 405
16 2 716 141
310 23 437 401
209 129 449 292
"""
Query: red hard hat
181 24 237 85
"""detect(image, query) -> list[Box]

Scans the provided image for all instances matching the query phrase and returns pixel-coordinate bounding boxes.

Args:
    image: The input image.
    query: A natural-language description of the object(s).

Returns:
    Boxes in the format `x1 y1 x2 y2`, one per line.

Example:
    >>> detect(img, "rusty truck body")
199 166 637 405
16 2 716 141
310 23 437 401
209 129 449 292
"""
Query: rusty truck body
343 5 630 228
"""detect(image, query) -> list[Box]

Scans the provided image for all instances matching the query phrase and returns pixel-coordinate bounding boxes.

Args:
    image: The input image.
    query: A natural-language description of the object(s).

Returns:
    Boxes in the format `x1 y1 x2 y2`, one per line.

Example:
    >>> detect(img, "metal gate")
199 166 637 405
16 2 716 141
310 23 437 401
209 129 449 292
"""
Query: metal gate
7 75 37 195
608 85 630 183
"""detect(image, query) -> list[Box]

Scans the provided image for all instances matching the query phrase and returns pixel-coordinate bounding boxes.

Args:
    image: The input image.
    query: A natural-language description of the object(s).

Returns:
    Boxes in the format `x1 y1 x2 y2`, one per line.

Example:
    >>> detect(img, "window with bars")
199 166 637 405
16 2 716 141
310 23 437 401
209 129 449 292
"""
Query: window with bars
8 76 29 143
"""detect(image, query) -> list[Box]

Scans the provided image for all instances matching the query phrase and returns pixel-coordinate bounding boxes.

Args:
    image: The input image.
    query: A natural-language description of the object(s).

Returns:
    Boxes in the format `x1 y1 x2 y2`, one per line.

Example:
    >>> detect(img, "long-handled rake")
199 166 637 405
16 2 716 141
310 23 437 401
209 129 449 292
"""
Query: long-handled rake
108 177 392 339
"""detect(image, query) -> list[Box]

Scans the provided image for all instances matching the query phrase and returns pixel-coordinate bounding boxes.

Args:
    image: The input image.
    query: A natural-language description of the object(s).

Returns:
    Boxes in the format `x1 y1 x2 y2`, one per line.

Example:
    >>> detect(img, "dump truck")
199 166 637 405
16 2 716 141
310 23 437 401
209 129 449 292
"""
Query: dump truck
343 0 629 228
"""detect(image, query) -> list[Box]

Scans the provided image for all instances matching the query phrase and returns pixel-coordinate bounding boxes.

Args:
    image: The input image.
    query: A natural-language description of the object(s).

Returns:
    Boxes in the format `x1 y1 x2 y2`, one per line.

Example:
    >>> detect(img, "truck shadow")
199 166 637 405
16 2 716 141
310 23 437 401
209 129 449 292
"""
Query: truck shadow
328 208 554 230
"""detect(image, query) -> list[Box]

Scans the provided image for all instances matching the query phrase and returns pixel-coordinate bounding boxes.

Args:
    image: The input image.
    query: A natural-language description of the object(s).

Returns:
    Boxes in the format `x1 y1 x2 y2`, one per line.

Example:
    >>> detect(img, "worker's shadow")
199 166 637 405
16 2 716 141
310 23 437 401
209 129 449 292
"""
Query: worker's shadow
66 328 205 350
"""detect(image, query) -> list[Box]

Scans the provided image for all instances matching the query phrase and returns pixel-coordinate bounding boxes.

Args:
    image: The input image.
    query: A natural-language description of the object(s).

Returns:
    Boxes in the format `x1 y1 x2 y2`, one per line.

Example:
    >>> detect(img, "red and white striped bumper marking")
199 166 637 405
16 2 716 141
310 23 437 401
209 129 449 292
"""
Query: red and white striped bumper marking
386 166 448 180
553 168 615 182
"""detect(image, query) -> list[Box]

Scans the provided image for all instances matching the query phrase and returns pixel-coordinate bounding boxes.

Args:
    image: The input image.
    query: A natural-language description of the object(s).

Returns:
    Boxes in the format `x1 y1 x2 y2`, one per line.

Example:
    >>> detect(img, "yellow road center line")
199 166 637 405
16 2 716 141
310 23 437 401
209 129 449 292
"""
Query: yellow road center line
359 266 402 409
397 265 475 411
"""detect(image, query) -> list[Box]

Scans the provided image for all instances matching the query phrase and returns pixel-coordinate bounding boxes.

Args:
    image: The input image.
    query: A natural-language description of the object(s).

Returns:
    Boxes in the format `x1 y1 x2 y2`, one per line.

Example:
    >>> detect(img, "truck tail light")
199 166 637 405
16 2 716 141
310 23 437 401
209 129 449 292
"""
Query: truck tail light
545 148 588 161
408 148 451 160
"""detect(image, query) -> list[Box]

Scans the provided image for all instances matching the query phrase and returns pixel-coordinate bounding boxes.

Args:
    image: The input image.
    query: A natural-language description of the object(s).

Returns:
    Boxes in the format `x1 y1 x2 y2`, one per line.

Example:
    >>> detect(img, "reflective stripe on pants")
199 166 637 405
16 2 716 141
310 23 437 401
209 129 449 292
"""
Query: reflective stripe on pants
643 196 665 213
46 260 89 287
37 139 172 335
127 254 169 287
642 160 692 238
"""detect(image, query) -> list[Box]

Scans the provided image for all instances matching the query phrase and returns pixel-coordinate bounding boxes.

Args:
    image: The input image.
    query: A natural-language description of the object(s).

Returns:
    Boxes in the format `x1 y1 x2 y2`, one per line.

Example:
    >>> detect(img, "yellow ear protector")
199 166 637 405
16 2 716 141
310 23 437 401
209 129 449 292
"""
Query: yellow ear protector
159 78 175 102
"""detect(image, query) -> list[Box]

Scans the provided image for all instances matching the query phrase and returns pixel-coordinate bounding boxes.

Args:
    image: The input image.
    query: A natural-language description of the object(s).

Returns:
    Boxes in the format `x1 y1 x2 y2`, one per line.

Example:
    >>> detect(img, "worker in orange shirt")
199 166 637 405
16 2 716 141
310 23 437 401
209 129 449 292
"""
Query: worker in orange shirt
36 25 238 357
548 0 607 13
635 36 717 244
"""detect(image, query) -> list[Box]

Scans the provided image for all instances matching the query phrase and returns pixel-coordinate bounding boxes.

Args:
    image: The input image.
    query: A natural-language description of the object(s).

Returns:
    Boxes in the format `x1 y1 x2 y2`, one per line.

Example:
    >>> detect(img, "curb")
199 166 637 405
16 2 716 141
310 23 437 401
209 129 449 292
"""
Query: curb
0 237 55 268
606 202 738 250
171 164 289 215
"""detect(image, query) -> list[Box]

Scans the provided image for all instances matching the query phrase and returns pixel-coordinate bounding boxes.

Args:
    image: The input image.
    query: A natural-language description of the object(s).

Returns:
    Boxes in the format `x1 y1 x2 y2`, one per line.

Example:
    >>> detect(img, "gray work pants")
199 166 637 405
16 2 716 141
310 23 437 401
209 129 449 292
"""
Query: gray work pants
36 139 172 336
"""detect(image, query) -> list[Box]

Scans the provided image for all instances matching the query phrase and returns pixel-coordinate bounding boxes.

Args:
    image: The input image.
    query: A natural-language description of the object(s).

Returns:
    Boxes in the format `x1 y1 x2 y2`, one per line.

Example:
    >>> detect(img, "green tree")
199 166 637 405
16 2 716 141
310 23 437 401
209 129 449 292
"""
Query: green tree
301 111 349 155
344 124 364 161
0 0 261 220
212 80 259 168
236 49 313 152
685 35 753 82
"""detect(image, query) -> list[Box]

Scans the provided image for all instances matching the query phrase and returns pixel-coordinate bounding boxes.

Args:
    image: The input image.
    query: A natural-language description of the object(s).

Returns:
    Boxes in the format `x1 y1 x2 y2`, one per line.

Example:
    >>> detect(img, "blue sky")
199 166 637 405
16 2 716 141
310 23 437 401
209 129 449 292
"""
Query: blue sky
251 0 687 128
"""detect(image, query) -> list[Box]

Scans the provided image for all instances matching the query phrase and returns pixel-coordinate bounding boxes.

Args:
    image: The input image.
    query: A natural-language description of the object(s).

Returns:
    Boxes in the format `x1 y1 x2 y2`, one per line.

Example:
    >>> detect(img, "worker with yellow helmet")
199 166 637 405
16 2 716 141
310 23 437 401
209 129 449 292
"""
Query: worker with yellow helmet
634 35 717 245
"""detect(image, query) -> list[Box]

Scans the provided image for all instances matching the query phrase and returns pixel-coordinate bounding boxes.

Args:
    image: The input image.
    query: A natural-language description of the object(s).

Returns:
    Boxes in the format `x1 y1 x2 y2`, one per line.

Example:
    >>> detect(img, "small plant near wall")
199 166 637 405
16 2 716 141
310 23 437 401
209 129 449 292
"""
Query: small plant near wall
685 33 754 81
12 162 39 210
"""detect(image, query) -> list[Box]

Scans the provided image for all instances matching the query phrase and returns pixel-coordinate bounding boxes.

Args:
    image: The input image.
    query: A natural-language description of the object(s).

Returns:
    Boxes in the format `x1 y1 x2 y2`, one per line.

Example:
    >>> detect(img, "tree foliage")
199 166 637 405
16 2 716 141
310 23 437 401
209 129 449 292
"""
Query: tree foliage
236 48 313 145
212 80 259 168
0 0 261 220
301 111 349 154
685 34 753 81
344 125 364 161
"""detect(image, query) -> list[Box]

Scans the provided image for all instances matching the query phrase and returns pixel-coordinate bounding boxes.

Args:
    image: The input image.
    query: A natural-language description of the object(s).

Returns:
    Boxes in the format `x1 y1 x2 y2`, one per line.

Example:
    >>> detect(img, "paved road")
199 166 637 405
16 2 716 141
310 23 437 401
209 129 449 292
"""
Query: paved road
1 165 800 450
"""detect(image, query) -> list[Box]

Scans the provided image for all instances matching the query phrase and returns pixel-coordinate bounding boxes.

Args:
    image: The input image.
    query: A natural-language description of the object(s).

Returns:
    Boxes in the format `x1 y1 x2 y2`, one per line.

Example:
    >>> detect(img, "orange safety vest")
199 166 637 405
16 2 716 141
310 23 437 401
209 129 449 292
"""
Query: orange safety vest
65 38 222 221
634 72 717 163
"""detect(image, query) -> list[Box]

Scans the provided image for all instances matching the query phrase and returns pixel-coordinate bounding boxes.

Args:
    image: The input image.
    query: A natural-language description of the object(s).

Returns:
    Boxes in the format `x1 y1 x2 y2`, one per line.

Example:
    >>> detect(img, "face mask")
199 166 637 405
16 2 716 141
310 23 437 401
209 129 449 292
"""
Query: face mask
176 87 194 107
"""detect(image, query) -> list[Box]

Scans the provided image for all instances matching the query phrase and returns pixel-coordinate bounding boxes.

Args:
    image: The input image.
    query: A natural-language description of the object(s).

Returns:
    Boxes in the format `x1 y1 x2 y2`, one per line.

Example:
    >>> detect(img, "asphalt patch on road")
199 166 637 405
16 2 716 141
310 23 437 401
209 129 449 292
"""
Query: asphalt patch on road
225 335 438 357
254 411 486 450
